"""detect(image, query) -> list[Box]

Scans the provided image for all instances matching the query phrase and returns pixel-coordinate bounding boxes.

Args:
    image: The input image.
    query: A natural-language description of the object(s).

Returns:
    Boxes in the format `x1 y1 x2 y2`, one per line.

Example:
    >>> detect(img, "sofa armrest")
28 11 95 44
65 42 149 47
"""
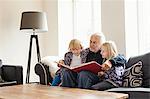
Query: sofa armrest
2 65 23 84
35 62 53 85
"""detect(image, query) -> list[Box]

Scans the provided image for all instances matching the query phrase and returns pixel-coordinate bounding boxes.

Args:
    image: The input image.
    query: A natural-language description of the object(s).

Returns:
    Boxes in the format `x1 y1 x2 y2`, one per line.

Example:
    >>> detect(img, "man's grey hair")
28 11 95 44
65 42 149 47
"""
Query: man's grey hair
91 33 106 43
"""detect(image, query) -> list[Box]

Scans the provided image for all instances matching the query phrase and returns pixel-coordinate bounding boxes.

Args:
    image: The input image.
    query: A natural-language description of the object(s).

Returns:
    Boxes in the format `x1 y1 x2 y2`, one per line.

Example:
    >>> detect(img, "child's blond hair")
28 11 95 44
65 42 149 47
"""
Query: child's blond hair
68 39 83 51
101 41 118 59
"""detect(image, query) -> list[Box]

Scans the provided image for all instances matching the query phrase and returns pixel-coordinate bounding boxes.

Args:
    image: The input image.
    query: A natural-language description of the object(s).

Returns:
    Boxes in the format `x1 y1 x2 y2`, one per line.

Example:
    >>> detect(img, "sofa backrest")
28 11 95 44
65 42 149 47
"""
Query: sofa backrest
126 52 150 88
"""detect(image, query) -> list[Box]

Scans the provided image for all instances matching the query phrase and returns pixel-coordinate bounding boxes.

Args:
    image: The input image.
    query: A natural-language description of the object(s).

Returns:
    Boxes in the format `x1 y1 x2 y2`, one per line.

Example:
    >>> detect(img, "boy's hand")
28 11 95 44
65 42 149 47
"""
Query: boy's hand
57 60 64 67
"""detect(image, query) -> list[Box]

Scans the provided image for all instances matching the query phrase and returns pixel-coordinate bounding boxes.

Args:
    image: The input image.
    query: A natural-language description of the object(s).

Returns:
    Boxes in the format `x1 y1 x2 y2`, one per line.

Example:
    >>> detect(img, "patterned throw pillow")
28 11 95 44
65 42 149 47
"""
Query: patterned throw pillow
123 61 143 87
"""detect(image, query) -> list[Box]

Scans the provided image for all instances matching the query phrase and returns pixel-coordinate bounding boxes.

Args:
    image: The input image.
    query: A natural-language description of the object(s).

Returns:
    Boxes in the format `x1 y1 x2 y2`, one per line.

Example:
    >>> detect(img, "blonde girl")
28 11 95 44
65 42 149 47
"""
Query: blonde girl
91 41 126 91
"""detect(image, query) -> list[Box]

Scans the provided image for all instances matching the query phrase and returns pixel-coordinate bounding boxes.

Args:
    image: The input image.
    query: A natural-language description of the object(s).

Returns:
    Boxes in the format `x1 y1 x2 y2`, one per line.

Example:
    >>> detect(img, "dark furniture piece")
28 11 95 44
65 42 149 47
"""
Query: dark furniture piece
107 52 150 99
35 62 53 85
0 59 23 86
35 52 150 99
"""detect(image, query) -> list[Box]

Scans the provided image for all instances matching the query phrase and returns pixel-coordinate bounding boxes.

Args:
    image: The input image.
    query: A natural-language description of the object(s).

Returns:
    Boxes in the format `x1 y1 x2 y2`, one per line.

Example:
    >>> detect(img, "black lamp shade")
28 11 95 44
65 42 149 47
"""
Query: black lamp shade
20 11 48 32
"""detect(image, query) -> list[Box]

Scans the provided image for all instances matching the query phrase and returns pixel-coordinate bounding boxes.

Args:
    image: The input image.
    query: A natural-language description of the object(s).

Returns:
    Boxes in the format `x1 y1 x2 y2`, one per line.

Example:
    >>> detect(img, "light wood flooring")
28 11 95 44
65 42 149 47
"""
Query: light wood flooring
0 84 128 99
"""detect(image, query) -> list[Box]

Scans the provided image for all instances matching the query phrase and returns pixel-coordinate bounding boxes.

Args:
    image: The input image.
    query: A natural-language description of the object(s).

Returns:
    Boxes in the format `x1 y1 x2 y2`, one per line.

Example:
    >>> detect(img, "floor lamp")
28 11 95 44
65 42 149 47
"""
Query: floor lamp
20 11 48 83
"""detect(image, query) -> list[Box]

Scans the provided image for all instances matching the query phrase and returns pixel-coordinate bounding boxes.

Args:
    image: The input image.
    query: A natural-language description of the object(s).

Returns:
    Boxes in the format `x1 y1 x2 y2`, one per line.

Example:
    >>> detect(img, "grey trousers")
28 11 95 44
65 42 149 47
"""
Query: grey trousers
61 68 100 89
91 80 116 91
61 68 77 88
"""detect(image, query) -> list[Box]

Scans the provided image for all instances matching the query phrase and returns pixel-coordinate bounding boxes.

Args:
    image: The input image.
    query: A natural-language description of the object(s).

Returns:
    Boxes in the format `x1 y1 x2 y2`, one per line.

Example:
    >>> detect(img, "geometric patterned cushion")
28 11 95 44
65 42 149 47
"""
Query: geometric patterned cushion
123 61 143 87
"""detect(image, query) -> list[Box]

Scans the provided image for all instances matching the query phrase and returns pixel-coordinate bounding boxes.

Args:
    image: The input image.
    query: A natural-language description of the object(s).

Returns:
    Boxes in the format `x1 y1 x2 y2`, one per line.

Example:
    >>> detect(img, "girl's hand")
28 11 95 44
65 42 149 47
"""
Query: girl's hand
101 60 112 71
98 71 105 77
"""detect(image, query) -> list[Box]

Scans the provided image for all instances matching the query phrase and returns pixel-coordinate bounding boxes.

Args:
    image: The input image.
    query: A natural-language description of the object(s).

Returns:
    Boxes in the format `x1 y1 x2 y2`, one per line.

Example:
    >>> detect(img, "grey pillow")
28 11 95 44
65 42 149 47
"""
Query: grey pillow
0 75 4 83
0 59 2 66
0 59 4 83
123 61 143 87
0 59 2 76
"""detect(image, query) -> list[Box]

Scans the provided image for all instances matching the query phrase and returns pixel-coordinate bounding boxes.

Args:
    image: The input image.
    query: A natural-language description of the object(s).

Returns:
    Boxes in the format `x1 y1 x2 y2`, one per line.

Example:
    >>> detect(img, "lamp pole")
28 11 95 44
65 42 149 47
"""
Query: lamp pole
26 30 41 83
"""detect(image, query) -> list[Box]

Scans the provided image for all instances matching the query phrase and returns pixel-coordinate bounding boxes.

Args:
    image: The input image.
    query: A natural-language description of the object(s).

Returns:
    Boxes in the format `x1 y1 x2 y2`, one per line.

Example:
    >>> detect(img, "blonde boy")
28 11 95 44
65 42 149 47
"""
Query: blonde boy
52 39 85 86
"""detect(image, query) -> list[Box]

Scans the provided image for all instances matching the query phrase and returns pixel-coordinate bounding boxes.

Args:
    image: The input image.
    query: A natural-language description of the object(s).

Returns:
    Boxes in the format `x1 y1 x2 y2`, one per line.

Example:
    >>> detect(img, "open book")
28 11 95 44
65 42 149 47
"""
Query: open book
55 61 102 74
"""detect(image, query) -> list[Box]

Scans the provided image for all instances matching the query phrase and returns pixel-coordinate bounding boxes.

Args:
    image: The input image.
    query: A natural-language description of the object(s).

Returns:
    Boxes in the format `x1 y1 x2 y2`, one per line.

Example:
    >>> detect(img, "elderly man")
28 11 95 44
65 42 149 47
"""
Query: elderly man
61 33 105 88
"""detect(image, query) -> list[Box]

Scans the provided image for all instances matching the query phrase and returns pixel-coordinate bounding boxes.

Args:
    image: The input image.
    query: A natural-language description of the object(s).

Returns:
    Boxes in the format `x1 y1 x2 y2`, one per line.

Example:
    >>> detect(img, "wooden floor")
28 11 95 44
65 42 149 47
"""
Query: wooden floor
0 84 128 99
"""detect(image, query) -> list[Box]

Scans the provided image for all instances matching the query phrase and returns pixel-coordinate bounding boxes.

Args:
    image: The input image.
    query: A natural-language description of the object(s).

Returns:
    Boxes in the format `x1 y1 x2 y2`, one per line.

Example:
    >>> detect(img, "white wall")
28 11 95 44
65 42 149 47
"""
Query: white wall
101 0 126 55
0 0 44 83
0 0 126 83
125 0 138 58
41 0 58 56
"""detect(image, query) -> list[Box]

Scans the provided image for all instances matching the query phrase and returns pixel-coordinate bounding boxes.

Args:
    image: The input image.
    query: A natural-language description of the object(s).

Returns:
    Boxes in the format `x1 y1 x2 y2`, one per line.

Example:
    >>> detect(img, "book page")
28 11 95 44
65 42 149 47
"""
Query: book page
70 61 102 74
54 61 71 69
70 61 100 69
54 61 102 74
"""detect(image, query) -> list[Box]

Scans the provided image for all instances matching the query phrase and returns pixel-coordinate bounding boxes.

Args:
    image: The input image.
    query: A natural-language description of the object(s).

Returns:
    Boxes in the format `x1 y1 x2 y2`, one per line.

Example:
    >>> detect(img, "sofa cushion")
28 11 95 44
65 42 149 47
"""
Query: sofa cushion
106 88 150 99
0 81 17 87
41 56 60 78
123 61 143 87
126 52 150 88
106 87 150 92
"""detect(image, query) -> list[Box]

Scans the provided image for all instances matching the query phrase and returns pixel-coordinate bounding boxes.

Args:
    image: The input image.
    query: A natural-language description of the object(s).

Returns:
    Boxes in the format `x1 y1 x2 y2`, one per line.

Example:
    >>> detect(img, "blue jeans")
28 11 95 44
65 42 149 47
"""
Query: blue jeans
51 74 61 86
